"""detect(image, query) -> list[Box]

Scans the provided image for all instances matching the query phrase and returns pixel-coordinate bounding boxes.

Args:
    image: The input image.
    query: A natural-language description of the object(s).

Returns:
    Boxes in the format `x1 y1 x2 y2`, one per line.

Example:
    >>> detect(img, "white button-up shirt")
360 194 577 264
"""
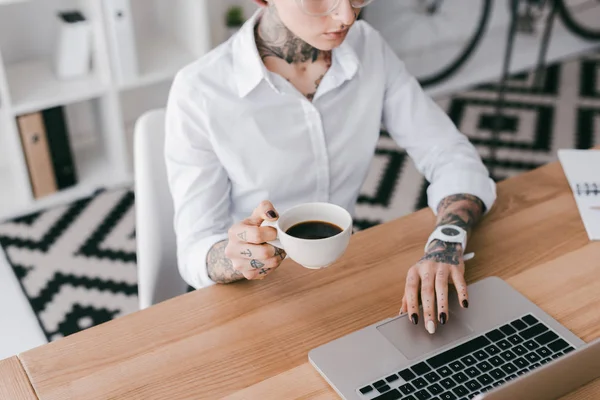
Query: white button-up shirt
165 9 497 289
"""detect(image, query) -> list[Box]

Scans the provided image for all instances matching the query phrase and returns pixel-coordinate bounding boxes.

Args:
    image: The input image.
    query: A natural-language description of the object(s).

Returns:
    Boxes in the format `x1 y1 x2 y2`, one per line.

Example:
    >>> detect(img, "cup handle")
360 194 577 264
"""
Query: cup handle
260 219 284 250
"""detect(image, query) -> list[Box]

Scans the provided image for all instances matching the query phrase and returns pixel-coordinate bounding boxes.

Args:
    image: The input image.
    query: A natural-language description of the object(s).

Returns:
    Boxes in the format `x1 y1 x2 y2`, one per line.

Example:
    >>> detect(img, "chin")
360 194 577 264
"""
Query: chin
313 36 345 51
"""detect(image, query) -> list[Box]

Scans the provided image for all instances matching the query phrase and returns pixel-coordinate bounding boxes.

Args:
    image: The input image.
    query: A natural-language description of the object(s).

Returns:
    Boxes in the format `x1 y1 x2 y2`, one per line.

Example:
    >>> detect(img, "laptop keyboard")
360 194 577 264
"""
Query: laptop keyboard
357 314 575 400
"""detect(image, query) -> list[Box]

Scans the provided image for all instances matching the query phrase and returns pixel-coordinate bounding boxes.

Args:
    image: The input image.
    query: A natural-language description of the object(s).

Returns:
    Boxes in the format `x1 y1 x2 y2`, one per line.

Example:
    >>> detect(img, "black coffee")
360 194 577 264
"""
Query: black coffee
285 220 343 240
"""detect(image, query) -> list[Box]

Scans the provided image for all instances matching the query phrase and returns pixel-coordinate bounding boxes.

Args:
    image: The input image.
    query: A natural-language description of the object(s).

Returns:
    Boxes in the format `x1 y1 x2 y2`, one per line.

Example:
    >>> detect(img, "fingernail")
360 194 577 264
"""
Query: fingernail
426 320 436 335
266 210 277 219
462 299 469 308
440 312 447 325
410 314 419 325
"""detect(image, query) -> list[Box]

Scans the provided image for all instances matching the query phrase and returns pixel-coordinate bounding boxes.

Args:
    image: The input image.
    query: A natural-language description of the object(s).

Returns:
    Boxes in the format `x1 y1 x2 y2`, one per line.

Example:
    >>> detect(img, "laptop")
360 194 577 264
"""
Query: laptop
308 276 593 400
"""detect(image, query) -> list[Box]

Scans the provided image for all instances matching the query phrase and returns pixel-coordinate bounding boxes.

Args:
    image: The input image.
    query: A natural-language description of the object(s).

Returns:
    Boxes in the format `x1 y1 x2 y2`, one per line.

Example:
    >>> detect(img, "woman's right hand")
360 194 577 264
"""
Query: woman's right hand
225 200 287 280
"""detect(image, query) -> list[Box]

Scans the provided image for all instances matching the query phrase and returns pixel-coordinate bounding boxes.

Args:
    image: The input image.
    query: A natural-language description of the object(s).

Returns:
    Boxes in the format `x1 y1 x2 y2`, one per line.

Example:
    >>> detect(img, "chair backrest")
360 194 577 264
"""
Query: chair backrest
134 108 188 309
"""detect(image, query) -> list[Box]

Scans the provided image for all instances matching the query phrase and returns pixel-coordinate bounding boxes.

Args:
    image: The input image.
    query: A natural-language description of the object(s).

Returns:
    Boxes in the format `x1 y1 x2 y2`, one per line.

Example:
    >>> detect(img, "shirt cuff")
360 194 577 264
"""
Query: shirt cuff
427 171 497 217
181 233 229 289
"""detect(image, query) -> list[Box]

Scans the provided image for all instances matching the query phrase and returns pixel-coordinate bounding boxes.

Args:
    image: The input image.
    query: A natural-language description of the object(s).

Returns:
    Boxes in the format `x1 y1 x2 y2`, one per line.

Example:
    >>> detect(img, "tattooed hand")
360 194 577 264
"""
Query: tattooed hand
208 200 287 283
400 240 469 335
399 193 485 335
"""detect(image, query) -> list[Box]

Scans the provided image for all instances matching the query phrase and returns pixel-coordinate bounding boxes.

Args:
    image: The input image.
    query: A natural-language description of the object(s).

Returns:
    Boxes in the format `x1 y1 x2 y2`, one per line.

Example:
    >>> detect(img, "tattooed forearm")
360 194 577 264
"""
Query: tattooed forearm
436 194 485 233
207 240 244 284
421 240 461 265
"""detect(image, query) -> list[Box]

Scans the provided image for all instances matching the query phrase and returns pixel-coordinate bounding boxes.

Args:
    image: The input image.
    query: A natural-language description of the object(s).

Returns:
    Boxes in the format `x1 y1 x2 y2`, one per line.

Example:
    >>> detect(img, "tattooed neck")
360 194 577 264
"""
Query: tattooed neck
255 6 322 64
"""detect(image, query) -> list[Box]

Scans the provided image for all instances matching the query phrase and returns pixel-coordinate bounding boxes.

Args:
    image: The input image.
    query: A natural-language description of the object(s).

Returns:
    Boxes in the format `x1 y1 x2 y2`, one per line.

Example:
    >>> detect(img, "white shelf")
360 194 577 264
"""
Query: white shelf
119 34 194 91
0 141 131 222
6 59 107 115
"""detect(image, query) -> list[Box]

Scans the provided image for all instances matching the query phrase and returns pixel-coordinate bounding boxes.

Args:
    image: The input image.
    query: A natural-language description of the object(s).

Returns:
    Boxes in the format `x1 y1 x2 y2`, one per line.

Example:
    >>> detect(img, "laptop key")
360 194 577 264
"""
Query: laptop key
359 385 373 394
449 361 465 372
511 319 528 331
481 386 491 393
477 373 493 386
484 345 500 356
460 355 477 366
501 362 518 374
548 339 569 353
507 374 517 380
520 323 549 340
513 345 527 356
415 389 432 400
428 383 444 395
500 324 517 336
490 368 506 380
473 350 489 361
552 353 562 359
437 366 453 377
464 367 480 378
564 346 575 354
523 340 540 351
452 385 469 396
440 378 456 389
399 383 416 395
476 361 492 372
386 374 399 383
412 362 432 375
522 315 539 326
372 389 402 400
488 356 504 367
513 357 530 369
535 331 559 346
531 363 541 369
500 350 517 362
465 379 482 391
425 372 441 384
493 381 503 387
453 372 468 383
413 378 428 389
525 352 542 363
399 369 417 382
496 340 511 350
485 329 505 342
405 396 417 400
374 380 387 388
508 334 524 345
377 384 391 393
439 392 457 400
427 336 491 369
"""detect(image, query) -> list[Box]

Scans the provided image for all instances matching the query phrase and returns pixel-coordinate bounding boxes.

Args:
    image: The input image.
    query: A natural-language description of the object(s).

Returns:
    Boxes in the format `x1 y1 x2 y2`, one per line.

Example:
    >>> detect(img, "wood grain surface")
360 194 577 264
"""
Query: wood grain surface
0 357 38 400
4 157 599 399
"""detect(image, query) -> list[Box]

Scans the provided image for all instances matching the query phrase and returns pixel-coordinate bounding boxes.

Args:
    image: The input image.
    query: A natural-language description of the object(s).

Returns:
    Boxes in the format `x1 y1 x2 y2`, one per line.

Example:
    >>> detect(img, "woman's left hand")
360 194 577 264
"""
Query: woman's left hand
399 239 470 335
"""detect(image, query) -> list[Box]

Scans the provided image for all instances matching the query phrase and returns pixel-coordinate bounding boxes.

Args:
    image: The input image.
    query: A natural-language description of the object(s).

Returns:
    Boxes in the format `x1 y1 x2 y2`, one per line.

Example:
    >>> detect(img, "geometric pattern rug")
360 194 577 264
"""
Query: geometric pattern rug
0 49 599 342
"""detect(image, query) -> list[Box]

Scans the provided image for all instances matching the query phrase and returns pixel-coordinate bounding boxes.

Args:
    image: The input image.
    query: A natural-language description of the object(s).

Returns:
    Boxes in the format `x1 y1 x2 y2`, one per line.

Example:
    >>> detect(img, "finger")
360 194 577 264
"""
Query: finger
232 256 280 280
234 243 279 260
399 295 408 316
247 200 279 225
450 263 469 308
420 266 437 335
435 266 450 325
230 224 277 244
404 269 420 325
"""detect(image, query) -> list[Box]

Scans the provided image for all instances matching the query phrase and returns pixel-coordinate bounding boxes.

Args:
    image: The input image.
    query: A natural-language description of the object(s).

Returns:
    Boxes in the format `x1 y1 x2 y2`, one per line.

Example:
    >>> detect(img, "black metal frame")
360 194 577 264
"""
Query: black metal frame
489 0 559 179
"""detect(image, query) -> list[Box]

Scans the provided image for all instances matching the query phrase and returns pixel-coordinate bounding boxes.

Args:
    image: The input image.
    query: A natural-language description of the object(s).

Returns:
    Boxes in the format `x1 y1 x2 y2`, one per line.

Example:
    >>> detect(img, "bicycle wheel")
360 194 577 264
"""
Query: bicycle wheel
363 0 492 87
556 0 600 39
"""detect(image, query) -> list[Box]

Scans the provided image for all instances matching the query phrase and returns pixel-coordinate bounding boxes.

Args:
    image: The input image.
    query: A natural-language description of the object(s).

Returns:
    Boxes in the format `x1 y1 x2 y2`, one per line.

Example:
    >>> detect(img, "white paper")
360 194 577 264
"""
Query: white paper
558 149 600 241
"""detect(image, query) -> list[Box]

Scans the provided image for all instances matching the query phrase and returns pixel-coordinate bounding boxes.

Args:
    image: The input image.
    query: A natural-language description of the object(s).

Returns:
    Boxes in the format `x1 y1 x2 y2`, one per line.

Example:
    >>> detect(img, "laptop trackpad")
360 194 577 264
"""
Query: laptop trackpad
377 313 474 360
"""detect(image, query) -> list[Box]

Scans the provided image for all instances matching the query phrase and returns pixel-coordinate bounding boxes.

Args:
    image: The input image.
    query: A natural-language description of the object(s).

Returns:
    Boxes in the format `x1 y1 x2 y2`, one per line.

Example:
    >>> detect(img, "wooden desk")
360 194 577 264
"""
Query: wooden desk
0 357 37 400
3 159 600 400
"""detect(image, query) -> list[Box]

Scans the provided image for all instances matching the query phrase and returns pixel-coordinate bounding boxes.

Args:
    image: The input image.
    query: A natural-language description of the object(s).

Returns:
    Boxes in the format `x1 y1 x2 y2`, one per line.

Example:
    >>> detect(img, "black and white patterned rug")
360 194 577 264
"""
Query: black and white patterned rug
1 50 599 342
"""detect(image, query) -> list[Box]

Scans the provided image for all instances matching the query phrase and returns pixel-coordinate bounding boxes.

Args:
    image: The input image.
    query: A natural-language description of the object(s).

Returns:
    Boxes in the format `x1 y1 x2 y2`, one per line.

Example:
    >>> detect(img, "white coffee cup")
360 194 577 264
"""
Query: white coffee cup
261 202 353 269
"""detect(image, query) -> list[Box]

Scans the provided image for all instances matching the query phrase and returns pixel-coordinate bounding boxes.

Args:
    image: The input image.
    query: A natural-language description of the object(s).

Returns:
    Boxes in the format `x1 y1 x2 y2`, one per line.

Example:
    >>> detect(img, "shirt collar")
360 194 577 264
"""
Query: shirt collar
232 9 361 98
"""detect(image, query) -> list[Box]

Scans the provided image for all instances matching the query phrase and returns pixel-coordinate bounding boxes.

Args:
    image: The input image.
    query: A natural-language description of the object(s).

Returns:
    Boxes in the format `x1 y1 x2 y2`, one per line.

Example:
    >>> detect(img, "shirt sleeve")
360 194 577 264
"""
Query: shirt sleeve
164 72 232 289
378 33 497 215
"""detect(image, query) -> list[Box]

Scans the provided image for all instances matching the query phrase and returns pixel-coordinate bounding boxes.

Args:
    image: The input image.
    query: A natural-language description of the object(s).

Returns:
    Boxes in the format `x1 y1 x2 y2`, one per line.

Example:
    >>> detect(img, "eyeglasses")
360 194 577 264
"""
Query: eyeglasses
296 0 375 17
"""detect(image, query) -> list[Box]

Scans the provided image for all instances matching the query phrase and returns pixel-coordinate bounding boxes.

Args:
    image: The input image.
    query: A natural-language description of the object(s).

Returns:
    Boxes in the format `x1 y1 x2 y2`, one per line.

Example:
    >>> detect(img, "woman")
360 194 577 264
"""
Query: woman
164 0 497 335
